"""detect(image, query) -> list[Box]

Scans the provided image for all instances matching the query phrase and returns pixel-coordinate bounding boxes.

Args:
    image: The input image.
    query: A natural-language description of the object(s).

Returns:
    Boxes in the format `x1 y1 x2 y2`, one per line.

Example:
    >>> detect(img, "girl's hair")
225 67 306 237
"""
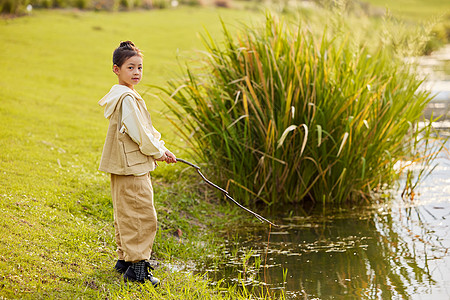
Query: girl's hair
112 41 143 67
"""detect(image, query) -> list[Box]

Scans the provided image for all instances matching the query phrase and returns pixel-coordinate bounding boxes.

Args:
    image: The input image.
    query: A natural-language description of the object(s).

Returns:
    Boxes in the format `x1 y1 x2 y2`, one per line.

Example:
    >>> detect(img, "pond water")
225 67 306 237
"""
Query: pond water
194 47 450 299
197 134 449 299
194 135 449 299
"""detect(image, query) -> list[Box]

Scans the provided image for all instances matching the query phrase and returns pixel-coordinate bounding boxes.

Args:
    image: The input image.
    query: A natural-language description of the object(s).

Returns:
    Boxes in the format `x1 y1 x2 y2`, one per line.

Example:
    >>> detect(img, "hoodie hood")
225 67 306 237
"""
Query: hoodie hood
98 84 143 119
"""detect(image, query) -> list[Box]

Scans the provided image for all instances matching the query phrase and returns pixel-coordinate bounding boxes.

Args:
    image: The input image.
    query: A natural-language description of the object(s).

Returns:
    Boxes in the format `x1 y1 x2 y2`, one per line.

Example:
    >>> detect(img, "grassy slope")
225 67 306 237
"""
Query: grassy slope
0 8 260 299
362 0 450 20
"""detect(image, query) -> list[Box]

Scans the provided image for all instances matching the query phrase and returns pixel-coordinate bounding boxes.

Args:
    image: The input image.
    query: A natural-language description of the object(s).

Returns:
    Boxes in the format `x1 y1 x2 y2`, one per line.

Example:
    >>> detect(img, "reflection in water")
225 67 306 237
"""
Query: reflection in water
196 137 449 299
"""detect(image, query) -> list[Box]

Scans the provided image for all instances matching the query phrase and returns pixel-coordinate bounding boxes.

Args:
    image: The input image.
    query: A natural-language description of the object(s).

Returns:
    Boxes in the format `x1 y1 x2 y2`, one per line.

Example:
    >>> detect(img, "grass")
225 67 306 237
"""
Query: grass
360 0 450 20
162 9 441 207
360 0 450 54
0 7 279 299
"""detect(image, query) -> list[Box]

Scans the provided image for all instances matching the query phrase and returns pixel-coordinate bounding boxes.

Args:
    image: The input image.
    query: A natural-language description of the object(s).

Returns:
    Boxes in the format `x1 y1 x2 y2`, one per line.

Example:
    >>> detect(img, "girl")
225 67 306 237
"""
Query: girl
98 41 176 286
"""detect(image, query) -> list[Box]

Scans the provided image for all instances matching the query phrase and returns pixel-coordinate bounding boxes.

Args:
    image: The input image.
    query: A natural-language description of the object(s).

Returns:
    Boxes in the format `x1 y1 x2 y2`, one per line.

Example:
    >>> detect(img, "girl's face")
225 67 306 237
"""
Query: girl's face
113 55 143 89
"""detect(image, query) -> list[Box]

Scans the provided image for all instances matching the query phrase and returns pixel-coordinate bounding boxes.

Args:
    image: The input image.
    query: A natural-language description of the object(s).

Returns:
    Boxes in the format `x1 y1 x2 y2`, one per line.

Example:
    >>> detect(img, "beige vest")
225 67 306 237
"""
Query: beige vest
99 93 156 175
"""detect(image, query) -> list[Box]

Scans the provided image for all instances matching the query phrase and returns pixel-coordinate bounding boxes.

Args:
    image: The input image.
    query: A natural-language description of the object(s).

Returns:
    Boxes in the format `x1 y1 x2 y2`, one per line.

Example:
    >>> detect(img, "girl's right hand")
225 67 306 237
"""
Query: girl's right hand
154 151 176 164
164 150 177 164
155 154 167 162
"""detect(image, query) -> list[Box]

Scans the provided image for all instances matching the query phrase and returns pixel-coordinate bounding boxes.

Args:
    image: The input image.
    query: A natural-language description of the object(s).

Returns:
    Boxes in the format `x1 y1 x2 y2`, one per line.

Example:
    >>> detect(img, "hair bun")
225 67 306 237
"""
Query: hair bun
119 41 135 49
113 40 142 67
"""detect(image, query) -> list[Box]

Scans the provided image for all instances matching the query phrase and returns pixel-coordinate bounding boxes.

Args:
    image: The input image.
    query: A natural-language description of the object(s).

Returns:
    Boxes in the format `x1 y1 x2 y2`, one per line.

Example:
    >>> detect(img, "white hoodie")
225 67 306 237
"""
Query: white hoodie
99 84 167 159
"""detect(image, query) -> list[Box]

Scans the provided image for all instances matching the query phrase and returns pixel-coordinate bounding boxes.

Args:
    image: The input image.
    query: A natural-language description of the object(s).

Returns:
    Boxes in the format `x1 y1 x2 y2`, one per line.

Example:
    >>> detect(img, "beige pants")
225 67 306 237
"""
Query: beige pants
111 173 157 262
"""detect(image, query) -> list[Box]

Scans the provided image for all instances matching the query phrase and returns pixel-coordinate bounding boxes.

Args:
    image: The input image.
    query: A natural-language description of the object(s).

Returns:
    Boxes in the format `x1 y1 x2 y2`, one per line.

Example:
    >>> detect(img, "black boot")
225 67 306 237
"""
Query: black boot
124 260 160 287
114 260 132 274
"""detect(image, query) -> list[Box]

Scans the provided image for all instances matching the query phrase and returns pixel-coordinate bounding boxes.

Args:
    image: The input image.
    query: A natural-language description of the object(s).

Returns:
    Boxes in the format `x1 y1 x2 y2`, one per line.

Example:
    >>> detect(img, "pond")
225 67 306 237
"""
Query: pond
195 134 449 299
194 47 450 299
197 134 449 298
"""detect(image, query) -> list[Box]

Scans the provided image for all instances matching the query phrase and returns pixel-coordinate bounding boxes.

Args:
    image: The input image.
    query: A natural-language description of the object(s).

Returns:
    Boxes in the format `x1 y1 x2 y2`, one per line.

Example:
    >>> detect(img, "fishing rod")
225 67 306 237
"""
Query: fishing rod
176 158 278 227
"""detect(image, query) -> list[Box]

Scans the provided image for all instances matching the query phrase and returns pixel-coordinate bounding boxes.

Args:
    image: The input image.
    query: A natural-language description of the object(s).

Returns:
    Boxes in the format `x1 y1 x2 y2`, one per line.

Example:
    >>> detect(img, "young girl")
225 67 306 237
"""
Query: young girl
98 41 176 286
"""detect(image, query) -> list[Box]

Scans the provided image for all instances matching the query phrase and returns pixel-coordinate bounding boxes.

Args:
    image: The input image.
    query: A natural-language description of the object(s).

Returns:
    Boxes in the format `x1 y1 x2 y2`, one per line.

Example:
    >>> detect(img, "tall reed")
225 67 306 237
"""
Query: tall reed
162 12 436 206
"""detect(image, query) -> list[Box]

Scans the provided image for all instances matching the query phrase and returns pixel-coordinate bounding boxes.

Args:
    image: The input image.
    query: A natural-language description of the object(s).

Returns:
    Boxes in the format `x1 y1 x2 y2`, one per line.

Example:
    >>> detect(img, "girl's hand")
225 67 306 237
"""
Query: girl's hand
164 150 177 164
154 154 167 162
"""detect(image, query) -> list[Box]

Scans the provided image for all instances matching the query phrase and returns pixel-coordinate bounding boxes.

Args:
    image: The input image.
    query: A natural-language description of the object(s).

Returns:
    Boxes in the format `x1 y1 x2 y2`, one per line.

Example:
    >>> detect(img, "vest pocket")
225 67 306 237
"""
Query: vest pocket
125 150 148 166
122 140 148 167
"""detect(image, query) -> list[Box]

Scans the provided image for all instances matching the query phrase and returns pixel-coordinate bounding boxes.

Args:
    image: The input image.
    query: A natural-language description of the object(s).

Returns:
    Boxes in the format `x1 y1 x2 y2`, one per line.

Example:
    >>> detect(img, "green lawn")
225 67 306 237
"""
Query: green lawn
0 8 263 298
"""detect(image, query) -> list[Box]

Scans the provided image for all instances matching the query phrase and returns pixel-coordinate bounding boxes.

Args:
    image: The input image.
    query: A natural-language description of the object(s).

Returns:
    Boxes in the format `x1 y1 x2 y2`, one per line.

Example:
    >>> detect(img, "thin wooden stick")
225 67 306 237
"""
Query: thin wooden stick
176 158 278 227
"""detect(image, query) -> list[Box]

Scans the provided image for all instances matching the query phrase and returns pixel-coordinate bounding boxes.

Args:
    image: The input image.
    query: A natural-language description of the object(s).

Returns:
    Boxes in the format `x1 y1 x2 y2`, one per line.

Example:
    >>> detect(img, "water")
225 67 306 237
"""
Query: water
194 47 450 299
420 44 450 121
194 135 449 299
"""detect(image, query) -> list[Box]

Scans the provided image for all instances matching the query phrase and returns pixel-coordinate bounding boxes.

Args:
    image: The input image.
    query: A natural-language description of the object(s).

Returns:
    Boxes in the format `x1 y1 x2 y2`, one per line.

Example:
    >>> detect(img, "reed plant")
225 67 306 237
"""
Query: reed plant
162 12 437 206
